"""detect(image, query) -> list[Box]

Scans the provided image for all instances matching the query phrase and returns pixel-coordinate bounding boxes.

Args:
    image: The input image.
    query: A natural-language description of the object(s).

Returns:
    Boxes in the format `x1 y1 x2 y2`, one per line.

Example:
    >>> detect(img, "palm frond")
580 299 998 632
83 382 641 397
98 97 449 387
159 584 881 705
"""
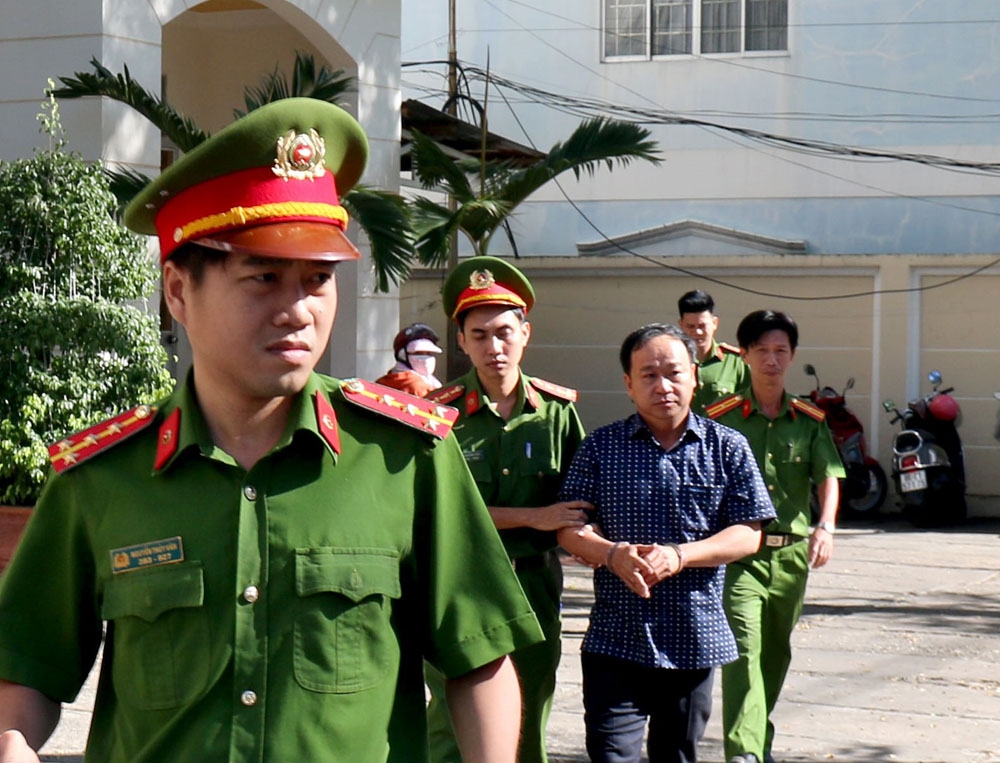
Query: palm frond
236 63 292 118
342 186 415 293
105 167 154 218
52 58 209 152
410 197 462 267
292 54 353 103
500 119 661 207
408 129 477 202
454 198 514 247
550 118 661 178
234 53 354 117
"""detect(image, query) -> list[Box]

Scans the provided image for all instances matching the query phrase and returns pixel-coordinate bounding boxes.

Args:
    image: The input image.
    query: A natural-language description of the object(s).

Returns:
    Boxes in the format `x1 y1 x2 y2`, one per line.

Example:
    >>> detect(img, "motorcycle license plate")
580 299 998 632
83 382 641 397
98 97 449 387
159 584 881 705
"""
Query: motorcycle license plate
900 470 927 493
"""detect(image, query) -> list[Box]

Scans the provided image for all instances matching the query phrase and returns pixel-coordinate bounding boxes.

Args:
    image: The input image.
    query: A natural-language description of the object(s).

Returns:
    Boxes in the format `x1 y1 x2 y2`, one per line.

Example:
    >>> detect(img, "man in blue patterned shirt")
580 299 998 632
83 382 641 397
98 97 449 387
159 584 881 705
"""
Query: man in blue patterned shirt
558 323 776 763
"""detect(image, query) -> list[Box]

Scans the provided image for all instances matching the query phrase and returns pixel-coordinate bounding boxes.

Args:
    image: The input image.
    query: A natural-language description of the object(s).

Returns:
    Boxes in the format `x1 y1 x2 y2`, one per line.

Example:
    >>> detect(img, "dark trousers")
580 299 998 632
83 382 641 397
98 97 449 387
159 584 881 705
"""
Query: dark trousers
582 652 714 763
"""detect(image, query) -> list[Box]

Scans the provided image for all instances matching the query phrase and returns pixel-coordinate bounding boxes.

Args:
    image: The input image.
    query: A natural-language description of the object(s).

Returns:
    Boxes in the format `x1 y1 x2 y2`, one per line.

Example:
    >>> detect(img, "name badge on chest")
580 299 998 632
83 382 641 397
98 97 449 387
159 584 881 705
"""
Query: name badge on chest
110 536 184 574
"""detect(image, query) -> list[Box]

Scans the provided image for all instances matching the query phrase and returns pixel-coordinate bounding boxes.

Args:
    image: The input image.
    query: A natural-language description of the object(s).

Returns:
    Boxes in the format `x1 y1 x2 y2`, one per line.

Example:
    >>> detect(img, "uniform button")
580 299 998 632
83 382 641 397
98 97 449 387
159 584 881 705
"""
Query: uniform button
240 690 258 706
243 585 259 603
501 468 510 476
243 485 257 501
767 452 773 460
768 484 775 492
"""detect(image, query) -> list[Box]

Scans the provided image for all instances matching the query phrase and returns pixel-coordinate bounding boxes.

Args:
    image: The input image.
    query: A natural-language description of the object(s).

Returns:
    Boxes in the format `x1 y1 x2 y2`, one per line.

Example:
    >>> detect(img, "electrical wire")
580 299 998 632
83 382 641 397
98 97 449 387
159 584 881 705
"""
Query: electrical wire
488 67 1000 302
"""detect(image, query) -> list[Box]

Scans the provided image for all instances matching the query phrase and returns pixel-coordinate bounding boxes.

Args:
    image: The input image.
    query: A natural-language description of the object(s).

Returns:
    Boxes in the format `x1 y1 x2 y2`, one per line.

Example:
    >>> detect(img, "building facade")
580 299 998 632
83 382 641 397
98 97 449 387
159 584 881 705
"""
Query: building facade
0 0 405 382
399 1 1000 511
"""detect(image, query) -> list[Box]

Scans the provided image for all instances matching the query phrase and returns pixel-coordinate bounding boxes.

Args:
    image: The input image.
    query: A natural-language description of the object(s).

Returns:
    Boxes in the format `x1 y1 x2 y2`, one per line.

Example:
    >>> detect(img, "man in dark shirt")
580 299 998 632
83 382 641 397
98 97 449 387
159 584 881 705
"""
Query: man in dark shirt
558 323 775 763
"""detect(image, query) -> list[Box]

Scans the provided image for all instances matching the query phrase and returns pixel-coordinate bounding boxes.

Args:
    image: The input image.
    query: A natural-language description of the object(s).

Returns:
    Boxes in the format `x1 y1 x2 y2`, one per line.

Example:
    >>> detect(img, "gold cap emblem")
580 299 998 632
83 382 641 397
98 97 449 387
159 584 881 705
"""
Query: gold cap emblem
273 129 327 181
469 269 495 290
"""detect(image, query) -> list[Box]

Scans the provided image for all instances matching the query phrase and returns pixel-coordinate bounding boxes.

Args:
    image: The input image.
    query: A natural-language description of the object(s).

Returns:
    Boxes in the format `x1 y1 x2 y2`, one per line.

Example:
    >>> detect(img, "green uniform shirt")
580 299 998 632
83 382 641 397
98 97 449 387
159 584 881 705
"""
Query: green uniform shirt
439 369 586 559
693 340 749 415
712 392 845 537
0 373 542 763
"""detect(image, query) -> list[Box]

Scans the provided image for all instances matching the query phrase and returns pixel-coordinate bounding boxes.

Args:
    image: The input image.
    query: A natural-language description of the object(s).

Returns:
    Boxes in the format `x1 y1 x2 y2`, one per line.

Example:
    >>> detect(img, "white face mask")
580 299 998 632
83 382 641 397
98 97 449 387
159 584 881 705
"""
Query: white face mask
408 354 437 379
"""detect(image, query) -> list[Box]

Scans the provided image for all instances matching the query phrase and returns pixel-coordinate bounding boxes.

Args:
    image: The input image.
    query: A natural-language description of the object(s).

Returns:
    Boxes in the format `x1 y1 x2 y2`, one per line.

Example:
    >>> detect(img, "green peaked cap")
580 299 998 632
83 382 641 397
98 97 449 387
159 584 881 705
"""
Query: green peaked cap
124 98 368 252
441 256 535 321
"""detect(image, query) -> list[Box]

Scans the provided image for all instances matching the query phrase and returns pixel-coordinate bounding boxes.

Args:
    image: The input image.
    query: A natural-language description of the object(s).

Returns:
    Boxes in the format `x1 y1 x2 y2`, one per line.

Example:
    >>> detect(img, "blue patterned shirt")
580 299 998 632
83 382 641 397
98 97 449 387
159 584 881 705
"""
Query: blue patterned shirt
559 412 775 669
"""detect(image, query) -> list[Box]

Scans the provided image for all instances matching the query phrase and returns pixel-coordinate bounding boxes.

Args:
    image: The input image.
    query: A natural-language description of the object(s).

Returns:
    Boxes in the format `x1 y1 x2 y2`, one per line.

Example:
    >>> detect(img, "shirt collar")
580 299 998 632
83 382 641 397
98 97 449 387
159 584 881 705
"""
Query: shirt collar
466 369 531 416
626 411 704 446
153 372 339 474
743 390 795 419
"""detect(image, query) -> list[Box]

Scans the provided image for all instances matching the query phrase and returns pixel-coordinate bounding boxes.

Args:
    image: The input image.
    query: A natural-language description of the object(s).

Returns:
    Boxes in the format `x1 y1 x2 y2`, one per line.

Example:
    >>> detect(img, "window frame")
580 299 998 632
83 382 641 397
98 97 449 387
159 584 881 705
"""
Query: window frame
602 0 789 62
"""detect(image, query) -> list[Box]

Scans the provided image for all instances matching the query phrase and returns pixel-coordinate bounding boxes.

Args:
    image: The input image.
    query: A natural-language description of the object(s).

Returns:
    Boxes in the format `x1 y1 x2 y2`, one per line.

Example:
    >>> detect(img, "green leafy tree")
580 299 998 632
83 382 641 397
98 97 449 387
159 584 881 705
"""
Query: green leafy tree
53 55 414 291
408 118 662 262
0 90 173 504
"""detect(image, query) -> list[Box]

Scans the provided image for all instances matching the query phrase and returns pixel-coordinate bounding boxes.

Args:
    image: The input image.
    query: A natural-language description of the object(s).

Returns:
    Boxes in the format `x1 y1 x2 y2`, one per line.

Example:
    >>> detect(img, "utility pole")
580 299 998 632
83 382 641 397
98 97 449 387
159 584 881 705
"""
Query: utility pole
445 0 470 380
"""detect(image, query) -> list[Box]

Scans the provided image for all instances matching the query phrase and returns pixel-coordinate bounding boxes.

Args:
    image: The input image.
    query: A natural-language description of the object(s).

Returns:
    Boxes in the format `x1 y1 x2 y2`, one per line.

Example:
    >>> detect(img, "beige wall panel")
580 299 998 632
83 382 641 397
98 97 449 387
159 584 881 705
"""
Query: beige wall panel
404 264 879 434
918 351 999 399
964 448 1000 496
918 273 1000 352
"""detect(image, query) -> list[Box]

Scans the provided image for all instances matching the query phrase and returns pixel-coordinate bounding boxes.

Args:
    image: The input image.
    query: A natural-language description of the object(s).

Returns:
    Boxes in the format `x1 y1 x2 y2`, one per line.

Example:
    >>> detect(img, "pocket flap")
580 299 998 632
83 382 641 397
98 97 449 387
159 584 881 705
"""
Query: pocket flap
102 562 204 622
295 548 401 602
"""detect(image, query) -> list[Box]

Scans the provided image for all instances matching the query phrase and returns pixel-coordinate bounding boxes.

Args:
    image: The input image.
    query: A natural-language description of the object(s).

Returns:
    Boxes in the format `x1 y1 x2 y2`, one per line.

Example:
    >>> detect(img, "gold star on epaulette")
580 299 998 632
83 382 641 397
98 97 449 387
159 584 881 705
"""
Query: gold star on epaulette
340 379 459 437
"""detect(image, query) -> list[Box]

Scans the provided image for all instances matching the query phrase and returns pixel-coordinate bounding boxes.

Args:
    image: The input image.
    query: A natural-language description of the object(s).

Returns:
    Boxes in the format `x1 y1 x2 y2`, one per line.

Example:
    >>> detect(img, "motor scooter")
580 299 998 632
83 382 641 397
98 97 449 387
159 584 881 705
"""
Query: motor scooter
882 371 966 527
803 364 888 519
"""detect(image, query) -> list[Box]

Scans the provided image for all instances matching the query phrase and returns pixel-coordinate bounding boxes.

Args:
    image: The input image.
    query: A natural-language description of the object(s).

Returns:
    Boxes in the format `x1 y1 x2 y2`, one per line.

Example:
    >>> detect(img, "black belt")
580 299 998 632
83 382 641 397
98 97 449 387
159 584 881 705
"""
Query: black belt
763 533 807 549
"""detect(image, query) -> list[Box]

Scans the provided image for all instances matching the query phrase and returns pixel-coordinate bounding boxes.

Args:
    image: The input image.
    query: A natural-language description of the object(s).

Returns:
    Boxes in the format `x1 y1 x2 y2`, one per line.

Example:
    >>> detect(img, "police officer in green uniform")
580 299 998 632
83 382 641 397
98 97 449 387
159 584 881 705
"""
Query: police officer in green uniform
425 257 589 763
0 100 543 763
678 290 749 415
706 310 844 763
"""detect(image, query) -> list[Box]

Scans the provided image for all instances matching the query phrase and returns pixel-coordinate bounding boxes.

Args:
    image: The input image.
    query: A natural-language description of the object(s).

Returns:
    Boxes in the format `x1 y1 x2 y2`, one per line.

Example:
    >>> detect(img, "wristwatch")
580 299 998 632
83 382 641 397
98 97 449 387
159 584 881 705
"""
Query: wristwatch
816 521 836 535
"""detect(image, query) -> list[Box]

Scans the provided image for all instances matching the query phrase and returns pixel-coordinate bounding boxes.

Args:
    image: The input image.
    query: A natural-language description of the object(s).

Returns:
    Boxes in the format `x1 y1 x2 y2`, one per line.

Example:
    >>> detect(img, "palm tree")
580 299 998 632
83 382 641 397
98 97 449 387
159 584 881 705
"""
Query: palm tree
407 118 662 263
52 55 413 292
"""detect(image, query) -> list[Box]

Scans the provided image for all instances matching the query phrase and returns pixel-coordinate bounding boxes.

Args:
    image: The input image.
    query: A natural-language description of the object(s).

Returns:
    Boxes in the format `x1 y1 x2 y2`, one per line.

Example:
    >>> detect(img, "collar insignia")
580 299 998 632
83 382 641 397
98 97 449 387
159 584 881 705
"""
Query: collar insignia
273 129 327 181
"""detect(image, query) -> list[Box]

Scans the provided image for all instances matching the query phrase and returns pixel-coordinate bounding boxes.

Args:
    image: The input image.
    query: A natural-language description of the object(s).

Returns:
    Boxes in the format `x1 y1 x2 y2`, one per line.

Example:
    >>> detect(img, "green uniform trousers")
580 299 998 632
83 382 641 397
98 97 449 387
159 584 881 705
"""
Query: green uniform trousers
722 541 809 761
426 552 563 763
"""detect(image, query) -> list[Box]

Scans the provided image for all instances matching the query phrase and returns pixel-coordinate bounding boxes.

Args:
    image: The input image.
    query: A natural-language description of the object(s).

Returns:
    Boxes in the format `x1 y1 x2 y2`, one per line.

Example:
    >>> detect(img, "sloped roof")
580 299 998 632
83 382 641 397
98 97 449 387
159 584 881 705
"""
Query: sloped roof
401 99 545 170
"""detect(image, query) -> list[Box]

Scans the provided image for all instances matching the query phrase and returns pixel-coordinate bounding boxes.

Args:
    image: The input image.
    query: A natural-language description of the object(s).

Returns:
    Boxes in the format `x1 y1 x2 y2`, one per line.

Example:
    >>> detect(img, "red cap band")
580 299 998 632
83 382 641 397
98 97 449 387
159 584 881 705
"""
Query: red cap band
452 284 528 319
155 167 346 261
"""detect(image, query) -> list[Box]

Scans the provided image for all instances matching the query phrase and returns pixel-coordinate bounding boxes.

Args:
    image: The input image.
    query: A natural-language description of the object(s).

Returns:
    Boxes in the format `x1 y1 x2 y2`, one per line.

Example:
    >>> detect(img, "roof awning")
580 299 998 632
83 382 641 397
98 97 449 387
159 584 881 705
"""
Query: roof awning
401 99 545 171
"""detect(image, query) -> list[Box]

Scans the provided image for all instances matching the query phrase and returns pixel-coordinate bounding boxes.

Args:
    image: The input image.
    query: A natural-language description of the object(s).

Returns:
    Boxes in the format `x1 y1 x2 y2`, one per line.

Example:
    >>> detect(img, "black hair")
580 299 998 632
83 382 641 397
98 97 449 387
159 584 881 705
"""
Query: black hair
456 306 526 332
619 323 696 374
736 310 799 351
677 289 715 317
168 243 228 284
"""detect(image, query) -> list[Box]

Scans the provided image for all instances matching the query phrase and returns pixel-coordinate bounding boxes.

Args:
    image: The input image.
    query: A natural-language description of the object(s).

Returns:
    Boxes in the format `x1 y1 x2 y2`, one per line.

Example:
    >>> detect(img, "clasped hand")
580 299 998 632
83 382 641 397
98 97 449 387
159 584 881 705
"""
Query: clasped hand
607 542 683 599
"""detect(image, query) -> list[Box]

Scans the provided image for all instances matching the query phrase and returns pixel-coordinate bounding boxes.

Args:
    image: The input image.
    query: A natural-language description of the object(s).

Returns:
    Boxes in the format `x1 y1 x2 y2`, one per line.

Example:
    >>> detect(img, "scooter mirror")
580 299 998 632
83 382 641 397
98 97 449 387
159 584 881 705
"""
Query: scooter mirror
882 399 896 412
804 364 816 376
928 370 942 386
845 377 855 391
994 391 1000 400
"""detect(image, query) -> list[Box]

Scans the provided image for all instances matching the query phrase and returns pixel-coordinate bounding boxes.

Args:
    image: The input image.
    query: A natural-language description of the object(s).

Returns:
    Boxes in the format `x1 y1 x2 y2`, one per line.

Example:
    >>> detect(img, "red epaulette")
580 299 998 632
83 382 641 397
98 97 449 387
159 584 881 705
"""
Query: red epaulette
719 342 741 355
341 379 458 438
705 394 743 420
425 383 464 405
48 405 158 474
790 396 826 422
528 377 578 402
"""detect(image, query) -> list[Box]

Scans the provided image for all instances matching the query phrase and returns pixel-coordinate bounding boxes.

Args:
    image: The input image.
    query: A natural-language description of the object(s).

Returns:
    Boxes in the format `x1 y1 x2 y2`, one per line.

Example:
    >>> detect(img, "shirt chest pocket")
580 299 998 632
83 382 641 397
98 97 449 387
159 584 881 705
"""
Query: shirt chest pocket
101 562 211 711
294 548 401 694
776 441 811 475
679 484 725 539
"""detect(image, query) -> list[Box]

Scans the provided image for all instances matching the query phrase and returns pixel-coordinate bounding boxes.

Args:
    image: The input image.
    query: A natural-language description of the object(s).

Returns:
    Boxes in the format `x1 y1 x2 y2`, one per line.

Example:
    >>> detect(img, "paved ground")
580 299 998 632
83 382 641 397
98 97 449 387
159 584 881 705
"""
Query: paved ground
37 516 1000 762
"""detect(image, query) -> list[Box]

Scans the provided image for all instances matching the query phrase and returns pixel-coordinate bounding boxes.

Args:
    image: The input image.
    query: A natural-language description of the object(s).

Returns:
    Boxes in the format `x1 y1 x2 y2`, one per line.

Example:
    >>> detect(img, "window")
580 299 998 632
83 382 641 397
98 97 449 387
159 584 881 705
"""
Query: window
603 0 787 59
